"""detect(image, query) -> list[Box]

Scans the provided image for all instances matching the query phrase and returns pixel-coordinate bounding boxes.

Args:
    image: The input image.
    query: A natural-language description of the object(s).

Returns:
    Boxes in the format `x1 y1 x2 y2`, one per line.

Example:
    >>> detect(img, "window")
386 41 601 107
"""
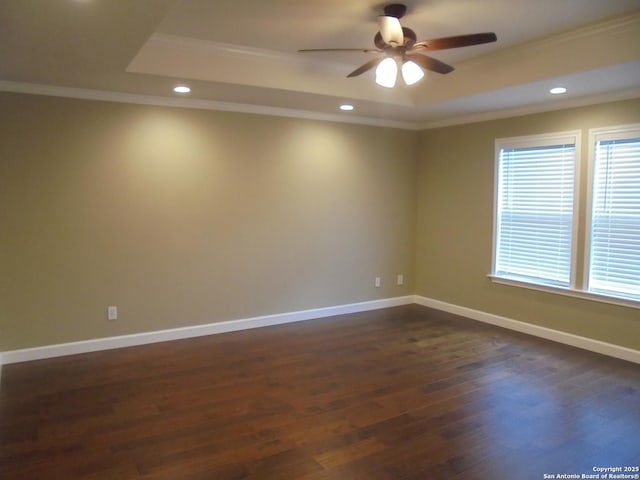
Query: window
492 125 640 308
493 132 580 288
586 125 640 302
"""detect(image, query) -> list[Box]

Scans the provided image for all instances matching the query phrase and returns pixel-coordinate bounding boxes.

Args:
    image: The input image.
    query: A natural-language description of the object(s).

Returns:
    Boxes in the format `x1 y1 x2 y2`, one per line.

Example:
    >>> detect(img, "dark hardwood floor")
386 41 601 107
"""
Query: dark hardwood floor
1 305 639 479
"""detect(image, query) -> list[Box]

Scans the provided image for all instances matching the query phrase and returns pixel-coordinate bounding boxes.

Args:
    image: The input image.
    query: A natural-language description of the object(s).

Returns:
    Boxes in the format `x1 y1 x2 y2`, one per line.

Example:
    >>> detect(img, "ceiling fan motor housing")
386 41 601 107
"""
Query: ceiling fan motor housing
383 3 407 19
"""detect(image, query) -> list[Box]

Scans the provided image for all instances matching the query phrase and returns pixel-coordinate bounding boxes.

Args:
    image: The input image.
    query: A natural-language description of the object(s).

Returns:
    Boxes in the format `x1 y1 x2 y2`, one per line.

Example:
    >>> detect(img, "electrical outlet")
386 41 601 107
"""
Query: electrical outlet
107 306 118 321
375 277 381 288
397 274 404 285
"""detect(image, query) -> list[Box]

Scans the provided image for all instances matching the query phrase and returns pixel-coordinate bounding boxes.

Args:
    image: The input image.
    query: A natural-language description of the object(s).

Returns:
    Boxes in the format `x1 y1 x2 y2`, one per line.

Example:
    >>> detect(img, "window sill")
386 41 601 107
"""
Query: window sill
487 275 640 311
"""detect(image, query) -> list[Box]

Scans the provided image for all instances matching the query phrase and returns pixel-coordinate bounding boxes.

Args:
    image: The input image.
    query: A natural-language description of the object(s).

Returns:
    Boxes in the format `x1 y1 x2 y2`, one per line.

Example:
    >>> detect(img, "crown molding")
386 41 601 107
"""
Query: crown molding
459 11 640 70
149 33 348 73
1 80 639 133
0 80 419 130
417 87 640 130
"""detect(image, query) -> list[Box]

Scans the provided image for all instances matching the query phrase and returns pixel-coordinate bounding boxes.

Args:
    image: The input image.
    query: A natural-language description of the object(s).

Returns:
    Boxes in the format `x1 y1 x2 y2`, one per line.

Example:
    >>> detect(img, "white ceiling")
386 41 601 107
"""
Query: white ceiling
1 0 640 129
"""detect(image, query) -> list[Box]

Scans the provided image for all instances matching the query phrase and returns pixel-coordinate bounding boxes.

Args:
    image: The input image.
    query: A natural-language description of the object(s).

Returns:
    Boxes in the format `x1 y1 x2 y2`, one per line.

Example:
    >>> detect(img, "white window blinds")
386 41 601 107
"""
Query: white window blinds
588 133 640 301
494 135 577 288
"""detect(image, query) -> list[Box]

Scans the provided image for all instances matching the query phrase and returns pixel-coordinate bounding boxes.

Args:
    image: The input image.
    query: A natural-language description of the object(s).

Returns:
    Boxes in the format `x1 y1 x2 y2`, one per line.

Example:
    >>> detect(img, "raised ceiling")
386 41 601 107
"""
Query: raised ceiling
1 0 640 128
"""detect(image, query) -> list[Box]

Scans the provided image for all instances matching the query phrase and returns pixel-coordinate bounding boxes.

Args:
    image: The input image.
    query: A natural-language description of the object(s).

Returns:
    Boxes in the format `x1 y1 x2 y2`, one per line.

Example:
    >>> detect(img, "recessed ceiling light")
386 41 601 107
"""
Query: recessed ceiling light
549 87 567 95
339 104 354 111
173 85 191 94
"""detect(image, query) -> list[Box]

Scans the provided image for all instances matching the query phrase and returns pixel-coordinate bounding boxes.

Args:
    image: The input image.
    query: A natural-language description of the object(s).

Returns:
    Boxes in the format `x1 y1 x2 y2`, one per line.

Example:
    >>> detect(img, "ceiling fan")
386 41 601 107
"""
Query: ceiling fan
298 3 497 88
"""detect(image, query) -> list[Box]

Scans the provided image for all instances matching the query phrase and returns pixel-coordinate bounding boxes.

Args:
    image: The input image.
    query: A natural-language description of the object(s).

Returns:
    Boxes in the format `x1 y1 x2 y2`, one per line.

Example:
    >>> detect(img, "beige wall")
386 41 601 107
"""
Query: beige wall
415 98 640 351
1 91 639 353
0 92 416 350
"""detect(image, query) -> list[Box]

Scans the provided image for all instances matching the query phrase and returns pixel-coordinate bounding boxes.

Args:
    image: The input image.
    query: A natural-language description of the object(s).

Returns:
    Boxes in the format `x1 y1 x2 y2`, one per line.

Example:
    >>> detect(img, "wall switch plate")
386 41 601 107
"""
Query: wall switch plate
375 277 381 288
107 306 118 321
397 274 404 285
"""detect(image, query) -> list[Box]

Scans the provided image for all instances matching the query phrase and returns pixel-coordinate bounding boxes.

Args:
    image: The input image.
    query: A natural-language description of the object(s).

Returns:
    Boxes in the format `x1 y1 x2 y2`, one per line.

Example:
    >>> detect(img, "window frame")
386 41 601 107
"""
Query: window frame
584 123 640 303
490 126 639 310
491 130 582 290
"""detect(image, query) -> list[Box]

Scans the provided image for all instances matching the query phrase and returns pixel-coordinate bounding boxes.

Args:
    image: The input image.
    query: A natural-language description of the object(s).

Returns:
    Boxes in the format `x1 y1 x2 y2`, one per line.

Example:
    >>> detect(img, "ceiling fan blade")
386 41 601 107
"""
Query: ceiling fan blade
298 48 381 54
378 15 404 46
347 57 384 78
407 54 454 75
413 32 497 51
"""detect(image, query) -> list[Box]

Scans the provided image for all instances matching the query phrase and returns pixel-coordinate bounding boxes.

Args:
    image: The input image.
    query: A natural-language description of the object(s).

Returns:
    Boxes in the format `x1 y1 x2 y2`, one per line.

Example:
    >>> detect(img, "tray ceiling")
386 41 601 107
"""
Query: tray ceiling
1 0 639 128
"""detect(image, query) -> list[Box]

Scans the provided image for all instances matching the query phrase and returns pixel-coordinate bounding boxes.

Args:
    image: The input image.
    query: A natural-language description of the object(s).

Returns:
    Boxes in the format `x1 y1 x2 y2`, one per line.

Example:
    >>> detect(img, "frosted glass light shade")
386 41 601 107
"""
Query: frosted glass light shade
401 61 424 85
375 58 398 88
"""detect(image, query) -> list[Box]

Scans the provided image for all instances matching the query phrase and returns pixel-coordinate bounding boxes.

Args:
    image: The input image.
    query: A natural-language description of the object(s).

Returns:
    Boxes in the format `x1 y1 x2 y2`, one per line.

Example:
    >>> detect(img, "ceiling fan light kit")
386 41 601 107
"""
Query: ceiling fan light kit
375 58 424 88
298 3 497 89
376 57 398 88
401 60 424 86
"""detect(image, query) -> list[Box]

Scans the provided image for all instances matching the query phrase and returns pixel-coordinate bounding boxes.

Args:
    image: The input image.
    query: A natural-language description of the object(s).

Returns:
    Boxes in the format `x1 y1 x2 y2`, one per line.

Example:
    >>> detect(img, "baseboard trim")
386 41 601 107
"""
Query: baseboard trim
2 294 638 367
414 295 640 364
0 296 414 365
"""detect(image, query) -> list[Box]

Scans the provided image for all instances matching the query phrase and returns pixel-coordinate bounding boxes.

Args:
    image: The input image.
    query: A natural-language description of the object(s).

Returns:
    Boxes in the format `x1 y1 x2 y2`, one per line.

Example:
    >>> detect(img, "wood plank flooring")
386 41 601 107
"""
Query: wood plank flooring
1 305 639 479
